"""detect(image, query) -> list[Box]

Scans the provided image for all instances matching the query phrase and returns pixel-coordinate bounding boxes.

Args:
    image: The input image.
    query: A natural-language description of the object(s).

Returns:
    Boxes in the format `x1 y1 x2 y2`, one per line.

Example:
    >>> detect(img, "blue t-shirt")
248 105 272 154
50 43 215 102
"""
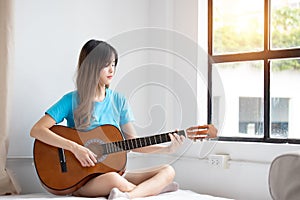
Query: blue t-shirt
46 88 135 131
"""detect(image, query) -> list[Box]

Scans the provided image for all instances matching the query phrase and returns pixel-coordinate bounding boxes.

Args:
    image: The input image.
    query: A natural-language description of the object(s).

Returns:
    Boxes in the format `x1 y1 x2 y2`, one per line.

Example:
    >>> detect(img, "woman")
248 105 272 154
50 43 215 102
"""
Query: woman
30 39 217 199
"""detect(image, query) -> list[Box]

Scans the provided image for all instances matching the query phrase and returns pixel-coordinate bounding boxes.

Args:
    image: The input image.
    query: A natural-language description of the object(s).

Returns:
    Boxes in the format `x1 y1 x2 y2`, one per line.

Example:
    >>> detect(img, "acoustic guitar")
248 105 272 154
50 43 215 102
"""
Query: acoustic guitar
33 125 208 195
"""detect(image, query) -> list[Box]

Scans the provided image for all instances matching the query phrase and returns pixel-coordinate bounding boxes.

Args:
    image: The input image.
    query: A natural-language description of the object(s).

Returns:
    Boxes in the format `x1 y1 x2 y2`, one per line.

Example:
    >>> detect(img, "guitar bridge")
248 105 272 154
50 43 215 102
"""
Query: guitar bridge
58 148 67 173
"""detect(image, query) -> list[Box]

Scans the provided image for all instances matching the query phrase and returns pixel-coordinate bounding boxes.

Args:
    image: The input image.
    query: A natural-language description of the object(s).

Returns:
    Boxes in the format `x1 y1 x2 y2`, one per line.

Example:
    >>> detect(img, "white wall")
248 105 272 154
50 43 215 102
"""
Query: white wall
8 0 200 157
8 0 151 157
127 141 300 200
6 0 300 200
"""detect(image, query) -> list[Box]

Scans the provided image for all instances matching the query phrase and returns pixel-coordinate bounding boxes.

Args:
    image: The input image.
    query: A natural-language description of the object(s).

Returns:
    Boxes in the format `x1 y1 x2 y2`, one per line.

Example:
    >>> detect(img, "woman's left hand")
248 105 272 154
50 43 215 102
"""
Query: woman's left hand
167 133 185 153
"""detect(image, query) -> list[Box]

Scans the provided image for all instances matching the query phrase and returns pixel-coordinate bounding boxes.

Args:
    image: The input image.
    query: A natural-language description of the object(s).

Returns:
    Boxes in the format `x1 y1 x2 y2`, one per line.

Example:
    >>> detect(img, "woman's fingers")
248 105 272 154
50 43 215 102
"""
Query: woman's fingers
81 156 95 167
74 144 97 167
83 150 97 167
168 133 184 153
89 151 98 164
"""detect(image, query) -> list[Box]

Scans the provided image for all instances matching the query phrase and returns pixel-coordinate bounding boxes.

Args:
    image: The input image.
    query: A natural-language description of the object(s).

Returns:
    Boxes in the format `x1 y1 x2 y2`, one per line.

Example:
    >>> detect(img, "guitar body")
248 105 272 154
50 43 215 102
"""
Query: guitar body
33 124 192 196
33 125 127 195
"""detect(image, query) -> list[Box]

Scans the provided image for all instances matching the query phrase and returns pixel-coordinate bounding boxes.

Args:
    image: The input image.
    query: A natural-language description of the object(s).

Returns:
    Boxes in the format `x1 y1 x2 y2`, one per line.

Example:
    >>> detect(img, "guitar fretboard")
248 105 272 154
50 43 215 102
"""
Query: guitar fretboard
102 130 185 155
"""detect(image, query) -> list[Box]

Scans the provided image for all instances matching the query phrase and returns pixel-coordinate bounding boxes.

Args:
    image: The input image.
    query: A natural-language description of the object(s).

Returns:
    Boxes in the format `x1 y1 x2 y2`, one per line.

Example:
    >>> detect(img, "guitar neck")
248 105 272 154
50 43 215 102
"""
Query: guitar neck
103 130 185 155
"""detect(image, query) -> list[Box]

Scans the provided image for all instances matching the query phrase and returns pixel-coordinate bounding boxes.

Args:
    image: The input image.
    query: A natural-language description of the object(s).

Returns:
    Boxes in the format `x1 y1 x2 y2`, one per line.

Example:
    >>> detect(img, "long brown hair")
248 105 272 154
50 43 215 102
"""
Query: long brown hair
74 39 118 130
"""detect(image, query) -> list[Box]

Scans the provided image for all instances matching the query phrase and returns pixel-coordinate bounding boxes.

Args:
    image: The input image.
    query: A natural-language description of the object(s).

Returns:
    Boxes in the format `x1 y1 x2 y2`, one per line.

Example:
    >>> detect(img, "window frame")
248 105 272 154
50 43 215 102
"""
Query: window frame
207 0 300 144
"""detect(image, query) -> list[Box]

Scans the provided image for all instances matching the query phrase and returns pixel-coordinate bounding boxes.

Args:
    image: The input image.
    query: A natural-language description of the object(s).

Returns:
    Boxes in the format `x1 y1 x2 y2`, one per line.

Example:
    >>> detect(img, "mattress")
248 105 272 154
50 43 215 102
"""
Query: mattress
0 190 232 200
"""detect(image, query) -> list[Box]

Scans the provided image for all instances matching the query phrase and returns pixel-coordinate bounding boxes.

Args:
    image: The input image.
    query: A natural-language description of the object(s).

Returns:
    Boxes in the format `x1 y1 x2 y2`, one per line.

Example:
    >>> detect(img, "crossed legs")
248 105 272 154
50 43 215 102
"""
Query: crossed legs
72 164 176 199
124 164 176 198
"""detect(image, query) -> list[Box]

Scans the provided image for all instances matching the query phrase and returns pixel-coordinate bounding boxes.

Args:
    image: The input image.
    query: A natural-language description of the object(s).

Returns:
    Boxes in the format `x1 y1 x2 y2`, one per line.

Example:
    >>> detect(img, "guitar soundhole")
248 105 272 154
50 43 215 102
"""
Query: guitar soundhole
84 139 107 163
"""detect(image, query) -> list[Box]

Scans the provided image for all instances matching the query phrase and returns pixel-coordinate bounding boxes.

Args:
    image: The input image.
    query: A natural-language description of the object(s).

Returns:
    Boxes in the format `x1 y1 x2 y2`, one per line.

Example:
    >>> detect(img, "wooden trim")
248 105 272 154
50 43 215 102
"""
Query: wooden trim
211 49 300 63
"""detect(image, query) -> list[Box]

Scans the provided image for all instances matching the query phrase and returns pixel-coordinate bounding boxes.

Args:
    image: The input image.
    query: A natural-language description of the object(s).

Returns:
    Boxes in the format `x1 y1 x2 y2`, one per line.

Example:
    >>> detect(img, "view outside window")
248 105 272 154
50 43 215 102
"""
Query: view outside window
213 0 264 54
211 0 300 139
239 97 264 136
271 58 300 139
271 0 300 50
212 61 264 137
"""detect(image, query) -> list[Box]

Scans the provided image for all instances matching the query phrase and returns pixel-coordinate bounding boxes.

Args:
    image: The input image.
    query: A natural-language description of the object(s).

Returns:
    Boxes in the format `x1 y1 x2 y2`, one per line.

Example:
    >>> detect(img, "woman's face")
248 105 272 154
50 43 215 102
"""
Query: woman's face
99 54 116 87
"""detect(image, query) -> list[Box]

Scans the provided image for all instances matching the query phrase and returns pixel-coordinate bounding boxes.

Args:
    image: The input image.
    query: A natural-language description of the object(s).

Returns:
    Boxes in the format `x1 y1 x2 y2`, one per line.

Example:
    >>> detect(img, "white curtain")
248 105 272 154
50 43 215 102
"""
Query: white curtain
0 0 21 195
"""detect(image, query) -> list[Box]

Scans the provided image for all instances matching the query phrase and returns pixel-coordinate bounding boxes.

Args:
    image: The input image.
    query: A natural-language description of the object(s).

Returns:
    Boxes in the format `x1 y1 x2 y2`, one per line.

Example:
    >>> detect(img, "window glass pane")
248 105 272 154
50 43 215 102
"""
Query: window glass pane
271 0 300 50
239 97 264 135
271 98 289 138
270 58 300 139
213 0 264 55
212 61 264 137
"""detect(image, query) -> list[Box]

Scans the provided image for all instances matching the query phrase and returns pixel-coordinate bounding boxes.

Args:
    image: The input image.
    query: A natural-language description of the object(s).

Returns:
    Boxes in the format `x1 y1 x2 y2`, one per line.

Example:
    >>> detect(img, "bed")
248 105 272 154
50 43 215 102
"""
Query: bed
0 190 232 200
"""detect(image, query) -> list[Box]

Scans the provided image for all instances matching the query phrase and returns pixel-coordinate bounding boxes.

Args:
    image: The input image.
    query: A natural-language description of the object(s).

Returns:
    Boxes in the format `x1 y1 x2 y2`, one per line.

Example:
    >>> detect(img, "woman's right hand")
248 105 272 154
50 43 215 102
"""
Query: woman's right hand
30 115 98 168
71 143 98 167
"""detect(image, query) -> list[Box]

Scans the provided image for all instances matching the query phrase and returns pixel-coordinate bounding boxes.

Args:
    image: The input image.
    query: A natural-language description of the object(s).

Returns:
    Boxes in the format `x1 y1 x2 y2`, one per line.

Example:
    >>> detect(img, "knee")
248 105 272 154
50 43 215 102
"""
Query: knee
105 172 124 185
161 165 175 181
105 172 122 181
105 172 134 191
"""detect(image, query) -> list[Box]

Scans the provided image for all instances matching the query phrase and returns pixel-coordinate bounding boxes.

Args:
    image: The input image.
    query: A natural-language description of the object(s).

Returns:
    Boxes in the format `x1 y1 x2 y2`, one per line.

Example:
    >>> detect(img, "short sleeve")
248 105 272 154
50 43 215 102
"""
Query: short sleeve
119 96 135 126
45 92 73 124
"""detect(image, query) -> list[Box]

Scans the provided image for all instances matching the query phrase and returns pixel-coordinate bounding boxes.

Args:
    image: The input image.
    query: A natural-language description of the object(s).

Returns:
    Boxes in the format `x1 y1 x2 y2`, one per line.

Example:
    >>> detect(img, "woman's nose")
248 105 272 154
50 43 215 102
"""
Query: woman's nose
109 65 114 73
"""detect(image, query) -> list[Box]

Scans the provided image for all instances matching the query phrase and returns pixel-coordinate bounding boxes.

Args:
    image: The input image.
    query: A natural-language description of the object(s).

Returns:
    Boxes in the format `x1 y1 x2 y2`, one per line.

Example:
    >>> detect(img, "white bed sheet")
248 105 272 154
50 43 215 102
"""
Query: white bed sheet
0 190 232 200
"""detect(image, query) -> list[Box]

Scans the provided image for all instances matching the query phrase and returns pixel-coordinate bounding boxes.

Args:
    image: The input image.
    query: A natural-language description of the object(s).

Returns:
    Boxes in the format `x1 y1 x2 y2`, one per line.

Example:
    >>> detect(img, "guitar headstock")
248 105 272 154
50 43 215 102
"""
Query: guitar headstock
186 125 218 141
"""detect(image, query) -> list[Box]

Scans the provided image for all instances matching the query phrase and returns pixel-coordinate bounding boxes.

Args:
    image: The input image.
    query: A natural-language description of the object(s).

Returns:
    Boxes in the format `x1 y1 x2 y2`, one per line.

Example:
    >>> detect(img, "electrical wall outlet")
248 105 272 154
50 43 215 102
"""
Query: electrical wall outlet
208 154 230 169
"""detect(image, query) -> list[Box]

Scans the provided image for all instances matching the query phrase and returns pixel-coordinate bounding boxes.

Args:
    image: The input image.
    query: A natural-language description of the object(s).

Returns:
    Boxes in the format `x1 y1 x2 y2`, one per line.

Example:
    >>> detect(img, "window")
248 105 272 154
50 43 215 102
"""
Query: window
208 0 300 143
